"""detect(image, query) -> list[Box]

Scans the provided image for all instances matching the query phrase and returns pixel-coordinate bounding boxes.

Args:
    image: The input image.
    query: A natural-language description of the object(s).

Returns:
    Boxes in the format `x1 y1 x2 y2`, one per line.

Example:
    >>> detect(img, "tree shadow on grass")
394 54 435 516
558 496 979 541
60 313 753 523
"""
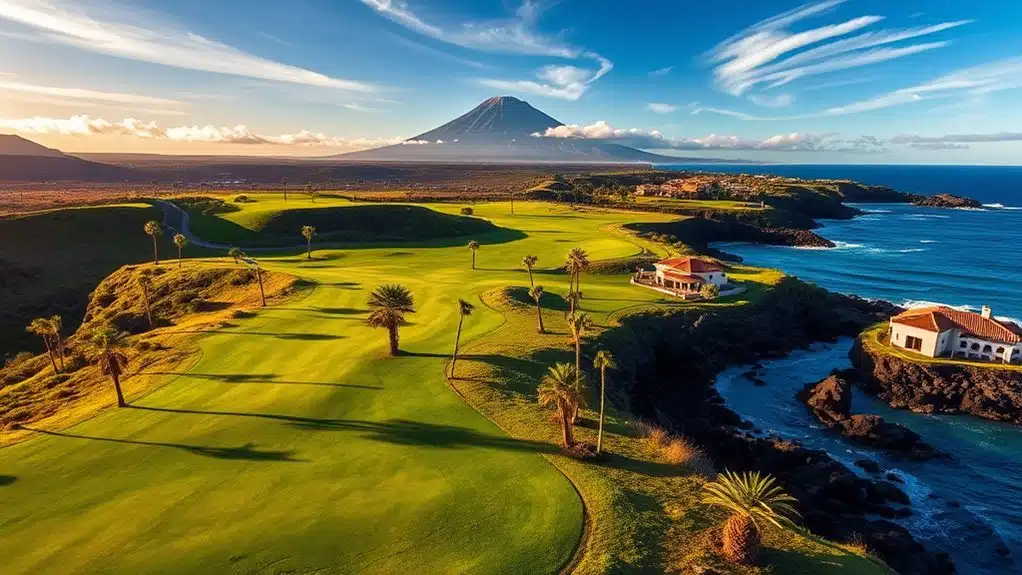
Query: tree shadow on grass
140 371 382 390
0 475 15 486
20 427 301 462
217 331 344 341
318 281 361 289
124 407 558 455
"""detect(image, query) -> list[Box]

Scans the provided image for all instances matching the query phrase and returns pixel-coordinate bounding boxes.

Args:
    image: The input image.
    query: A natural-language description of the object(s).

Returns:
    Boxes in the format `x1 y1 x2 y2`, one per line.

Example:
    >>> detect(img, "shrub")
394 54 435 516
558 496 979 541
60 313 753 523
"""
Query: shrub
136 340 152 351
41 374 70 389
171 290 200 306
231 309 256 319
93 289 117 308
228 270 256 286
700 283 720 299
645 426 670 449
460 207 474 215
233 194 251 203
188 298 211 313
110 312 149 334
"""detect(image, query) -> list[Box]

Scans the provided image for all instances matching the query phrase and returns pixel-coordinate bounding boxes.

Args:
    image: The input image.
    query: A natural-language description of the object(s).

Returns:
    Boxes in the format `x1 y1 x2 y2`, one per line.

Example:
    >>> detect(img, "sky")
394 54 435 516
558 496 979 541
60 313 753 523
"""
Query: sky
1 0 1021 163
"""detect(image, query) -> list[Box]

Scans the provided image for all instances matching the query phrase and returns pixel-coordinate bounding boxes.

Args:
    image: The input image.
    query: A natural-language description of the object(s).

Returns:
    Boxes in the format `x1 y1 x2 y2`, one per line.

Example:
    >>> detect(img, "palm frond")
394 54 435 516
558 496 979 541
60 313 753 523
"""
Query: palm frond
701 470 801 529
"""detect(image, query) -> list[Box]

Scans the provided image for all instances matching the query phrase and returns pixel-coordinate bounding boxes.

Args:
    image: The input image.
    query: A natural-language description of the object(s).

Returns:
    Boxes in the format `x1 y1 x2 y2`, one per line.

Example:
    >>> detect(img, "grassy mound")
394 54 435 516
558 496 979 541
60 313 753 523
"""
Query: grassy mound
0 263 297 442
497 286 570 312
258 204 500 241
0 204 182 358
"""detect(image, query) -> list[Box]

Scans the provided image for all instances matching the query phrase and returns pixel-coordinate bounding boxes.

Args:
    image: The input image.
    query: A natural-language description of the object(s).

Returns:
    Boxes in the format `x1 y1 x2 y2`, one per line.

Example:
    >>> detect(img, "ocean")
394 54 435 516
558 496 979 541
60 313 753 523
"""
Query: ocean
666 164 1022 574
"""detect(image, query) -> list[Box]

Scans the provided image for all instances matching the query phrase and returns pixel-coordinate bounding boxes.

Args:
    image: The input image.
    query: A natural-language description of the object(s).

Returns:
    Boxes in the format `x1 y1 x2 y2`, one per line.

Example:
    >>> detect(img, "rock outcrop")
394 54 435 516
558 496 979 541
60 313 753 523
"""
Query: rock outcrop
798 370 948 460
911 193 982 208
851 338 1022 424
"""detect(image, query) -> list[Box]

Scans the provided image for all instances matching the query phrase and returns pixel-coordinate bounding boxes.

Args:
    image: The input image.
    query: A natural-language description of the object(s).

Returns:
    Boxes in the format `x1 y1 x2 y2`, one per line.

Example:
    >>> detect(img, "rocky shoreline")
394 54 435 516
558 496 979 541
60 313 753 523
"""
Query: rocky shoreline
850 338 1022 424
798 370 949 460
910 193 983 208
597 280 953 574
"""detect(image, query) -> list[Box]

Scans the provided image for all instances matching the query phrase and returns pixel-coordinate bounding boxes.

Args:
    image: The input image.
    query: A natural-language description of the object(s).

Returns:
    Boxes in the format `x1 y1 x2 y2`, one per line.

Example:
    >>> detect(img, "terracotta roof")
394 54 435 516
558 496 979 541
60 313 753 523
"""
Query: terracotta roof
892 306 1022 344
663 270 702 283
657 257 723 274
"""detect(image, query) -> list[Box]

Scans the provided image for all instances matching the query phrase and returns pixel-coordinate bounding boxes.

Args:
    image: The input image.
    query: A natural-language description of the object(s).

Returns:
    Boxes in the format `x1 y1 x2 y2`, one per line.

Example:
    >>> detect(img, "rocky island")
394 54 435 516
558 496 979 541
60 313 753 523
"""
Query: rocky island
911 193 983 208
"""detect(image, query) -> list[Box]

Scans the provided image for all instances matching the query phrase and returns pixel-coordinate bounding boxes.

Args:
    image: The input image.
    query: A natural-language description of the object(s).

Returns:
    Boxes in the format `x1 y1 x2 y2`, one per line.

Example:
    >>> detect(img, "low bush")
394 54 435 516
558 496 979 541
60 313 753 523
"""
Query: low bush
460 207 474 215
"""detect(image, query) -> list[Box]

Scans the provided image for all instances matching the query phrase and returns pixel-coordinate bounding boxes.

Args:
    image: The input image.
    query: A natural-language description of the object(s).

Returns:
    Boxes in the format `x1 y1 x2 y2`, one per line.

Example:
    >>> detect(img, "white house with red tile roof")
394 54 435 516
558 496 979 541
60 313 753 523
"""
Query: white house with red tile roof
652 257 728 292
889 305 1022 363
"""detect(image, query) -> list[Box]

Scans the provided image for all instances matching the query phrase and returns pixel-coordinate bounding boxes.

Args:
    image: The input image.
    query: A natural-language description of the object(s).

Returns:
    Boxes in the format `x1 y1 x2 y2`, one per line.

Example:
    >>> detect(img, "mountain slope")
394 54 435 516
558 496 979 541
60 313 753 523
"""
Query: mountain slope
0 135 67 158
335 96 688 164
0 135 135 181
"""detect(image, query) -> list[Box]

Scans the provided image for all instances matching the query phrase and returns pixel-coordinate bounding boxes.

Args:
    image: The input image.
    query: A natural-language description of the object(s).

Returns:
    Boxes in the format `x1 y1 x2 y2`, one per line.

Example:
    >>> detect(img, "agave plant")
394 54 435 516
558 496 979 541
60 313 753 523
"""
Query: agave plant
701 470 800 564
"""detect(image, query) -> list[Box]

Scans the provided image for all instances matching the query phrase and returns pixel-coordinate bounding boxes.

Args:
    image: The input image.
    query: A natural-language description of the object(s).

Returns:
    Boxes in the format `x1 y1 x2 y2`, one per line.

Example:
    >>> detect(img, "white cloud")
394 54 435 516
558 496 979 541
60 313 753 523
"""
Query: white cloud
359 0 611 100
0 114 419 151
532 120 871 152
647 103 677 114
0 0 376 91
0 81 180 106
648 66 673 77
749 93 794 107
708 0 969 95
892 132 1022 144
694 56 1022 121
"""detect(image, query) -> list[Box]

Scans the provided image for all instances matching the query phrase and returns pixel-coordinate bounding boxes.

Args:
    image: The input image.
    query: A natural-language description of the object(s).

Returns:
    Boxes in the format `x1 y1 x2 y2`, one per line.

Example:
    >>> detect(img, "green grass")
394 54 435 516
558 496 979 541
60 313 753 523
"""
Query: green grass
0 203 185 357
0 200 886 574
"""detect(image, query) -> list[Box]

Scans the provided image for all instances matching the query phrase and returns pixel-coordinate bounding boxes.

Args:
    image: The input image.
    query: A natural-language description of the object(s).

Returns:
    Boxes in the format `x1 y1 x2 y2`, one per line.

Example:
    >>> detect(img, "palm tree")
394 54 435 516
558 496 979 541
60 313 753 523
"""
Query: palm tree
281 176 288 202
529 285 545 334
468 240 480 270
138 274 154 328
228 247 243 264
567 247 590 293
26 317 58 373
566 290 584 319
701 470 800 564
593 350 616 455
366 284 416 356
49 315 66 372
301 225 316 260
537 363 584 447
173 233 188 268
144 220 163 264
522 255 538 287
450 299 475 378
90 328 130 407
568 312 593 424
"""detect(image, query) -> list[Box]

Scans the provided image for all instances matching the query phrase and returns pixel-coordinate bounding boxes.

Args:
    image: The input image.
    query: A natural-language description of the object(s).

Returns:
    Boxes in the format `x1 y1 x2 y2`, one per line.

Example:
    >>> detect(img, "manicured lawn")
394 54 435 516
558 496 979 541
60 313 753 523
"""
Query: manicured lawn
0 201 885 574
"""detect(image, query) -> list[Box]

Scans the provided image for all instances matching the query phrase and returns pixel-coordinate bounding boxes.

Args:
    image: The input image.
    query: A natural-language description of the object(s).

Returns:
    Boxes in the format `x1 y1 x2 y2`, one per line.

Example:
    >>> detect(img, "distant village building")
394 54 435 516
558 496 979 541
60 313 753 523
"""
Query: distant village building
889 306 1022 363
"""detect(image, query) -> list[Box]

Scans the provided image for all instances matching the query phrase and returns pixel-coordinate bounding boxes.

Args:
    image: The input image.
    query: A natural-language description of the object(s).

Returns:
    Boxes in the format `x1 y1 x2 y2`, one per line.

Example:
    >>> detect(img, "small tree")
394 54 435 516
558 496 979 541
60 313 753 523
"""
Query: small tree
228 247 243 264
700 283 720 300
281 177 288 202
529 285 545 334
450 299 475 378
26 318 59 373
366 285 416 356
138 275 154 328
593 350 616 455
537 363 584 447
301 225 317 260
49 315 66 372
567 247 590 293
568 313 593 424
522 255 538 287
90 327 130 407
173 233 188 268
468 240 480 270
701 470 800 564
144 220 163 264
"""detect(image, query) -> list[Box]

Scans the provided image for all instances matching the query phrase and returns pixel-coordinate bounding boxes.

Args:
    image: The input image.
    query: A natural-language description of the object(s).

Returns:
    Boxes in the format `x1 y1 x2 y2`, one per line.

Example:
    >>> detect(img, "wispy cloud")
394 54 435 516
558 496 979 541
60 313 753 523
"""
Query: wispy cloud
382 31 487 69
648 65 673 77
647 103 677 114
892 132 1022 145
532 120 881 152
0 81 180 106
342 102 385 113
0 114 423 150
708 0 969 97
749 93 794 107
359 0 612 100
694 57 1022 120
0 0 376 91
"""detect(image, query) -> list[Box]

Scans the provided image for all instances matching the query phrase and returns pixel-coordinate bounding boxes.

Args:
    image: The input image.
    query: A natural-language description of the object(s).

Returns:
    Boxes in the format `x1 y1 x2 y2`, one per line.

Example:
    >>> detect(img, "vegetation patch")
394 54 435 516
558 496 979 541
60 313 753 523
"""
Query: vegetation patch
257 204 502 242
171 196 241 216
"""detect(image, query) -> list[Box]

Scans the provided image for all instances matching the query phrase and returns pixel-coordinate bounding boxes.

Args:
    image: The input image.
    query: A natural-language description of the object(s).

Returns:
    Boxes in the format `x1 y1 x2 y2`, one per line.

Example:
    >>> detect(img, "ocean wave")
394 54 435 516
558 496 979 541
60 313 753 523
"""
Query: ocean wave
793 245 831 251
833 241 863 249
983 203 1005 209
863 208 892 214
904 214 951 219
920 239 939 244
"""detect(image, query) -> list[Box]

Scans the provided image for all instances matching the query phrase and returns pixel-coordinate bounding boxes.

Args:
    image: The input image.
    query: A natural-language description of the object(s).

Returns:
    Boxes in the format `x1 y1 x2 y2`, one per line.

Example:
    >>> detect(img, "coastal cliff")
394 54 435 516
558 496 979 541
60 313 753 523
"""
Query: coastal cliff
850 338 1022 424
911 193 983 208
595 279 953 574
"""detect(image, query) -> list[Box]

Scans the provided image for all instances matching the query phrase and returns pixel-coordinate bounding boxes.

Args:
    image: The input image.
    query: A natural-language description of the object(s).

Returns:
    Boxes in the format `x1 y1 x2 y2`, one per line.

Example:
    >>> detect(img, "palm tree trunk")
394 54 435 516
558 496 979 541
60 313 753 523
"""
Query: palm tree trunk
560 407 575 447
111 368 126 407
306 239 312 260
256 267 266 307
535 301 545 333
597 367 606 455
177 246 183 268
388 325 400 356
42 336 58 373
151 235 159 264
471 251 476 270
55 332 65 372
572 339 581 424
527 267 534 287
451 316 464 378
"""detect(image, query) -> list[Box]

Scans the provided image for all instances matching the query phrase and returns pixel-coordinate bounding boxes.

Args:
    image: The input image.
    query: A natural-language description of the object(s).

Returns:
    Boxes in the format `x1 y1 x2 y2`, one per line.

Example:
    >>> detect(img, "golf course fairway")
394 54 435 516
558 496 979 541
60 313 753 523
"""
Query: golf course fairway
0 200 679 574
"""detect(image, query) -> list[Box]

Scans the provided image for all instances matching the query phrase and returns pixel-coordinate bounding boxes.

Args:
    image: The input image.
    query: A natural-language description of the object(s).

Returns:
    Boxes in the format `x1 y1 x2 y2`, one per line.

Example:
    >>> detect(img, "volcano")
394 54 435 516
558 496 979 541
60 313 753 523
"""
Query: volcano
334 96 685 164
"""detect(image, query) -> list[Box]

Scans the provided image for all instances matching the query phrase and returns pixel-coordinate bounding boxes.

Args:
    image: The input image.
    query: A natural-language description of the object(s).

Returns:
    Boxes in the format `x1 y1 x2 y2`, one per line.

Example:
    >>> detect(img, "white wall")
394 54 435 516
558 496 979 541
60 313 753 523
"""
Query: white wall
889 322 944 357
693 271 728 286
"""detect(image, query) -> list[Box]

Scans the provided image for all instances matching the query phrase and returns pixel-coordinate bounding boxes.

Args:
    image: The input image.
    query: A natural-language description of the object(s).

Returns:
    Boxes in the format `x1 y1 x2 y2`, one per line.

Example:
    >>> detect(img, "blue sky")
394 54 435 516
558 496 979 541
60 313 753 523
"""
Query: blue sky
1 0 1020 163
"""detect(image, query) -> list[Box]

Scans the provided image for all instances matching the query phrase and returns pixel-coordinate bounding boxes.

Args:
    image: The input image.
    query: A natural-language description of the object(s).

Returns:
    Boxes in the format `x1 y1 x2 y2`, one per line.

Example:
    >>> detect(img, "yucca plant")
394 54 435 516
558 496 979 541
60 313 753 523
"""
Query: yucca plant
701 470 800 564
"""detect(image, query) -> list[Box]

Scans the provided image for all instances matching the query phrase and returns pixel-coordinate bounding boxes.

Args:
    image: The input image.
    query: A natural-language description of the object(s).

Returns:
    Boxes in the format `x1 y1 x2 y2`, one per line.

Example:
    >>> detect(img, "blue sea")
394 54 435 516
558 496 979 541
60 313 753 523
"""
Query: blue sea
669 165 1022 574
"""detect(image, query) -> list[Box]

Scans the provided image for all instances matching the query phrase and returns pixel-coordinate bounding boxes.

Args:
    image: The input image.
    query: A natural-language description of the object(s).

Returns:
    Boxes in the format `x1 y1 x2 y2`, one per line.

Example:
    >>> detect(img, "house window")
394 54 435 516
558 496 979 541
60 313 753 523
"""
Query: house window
997 347 1005 354
905 335 923 352
971 343 980 351
960 341 967 348
983 344 993 353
